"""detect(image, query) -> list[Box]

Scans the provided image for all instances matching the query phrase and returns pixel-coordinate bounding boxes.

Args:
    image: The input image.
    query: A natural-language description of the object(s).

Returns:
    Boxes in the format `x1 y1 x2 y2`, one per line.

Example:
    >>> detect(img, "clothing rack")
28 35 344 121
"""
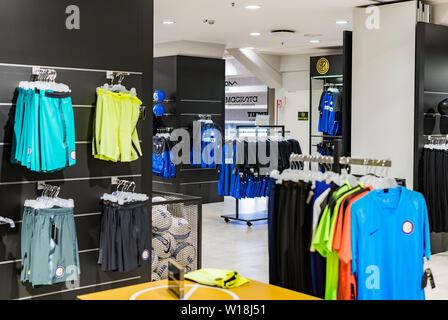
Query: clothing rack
106 71 131 85
36 183 61 198
323 83 343 87
221 125 285 227
289 153 392 168
31 67 57 81
290 154 335 164
339 157 392 167
156 127 174 134
424 134 448 144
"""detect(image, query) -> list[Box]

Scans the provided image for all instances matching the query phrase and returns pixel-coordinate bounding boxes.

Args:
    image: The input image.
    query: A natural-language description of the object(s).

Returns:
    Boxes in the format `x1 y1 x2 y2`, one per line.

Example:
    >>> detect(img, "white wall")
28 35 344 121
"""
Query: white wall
274 52 339 155
275 54 312 154
352 1 417 187
154 40 226 59
432 3 448 26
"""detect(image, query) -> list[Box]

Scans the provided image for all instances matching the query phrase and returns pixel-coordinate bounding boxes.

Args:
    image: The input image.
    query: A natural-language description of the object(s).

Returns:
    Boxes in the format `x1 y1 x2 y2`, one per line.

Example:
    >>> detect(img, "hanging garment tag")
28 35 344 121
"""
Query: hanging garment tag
421 271 428 289
306 190 314 205
51 223 58 244
98 249 103 264
426 268 436 289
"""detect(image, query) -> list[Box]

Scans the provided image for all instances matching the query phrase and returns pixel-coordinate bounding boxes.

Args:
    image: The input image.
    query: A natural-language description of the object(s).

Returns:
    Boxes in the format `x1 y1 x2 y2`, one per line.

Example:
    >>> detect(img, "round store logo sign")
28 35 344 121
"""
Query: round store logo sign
142 249 150 261
70 150 76 160
316 58 330 75
402 221 414 235
55 266 65 278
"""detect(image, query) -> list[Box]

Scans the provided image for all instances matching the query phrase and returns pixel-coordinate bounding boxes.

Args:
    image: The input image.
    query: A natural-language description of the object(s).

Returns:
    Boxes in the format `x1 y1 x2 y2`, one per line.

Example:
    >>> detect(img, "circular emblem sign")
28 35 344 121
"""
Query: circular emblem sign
142 249 150 261
402 221 414 235
55 266 65 278
317 58 330 75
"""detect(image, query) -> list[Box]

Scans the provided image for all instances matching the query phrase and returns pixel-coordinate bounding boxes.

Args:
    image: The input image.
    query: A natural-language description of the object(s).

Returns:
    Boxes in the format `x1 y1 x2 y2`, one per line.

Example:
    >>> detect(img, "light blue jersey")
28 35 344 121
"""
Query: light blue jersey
351 186 431 300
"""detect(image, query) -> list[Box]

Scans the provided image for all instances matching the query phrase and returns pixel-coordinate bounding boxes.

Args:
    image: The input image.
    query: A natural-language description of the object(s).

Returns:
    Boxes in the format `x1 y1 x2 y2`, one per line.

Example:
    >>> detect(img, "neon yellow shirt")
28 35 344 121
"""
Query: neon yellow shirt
312 184 361 300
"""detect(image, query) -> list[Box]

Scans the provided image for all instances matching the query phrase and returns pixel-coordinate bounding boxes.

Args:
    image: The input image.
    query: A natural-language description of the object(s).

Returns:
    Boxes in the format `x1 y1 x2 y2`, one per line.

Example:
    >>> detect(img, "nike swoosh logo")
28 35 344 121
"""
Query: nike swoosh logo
164 241 171 254
370 230 379 236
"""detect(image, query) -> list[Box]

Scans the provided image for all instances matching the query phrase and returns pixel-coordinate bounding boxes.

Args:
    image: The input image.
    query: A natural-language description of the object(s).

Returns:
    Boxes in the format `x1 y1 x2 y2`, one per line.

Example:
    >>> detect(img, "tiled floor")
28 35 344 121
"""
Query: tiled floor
202 197 448 300
202 197 269 284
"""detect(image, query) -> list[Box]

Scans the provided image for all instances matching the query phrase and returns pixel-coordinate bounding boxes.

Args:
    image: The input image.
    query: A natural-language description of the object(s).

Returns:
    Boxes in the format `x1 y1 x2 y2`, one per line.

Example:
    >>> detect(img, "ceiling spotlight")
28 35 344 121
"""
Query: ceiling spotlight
250 32 261 36
245 5 261 10
163 20 175 25
309 39 320 44
336 20 348 25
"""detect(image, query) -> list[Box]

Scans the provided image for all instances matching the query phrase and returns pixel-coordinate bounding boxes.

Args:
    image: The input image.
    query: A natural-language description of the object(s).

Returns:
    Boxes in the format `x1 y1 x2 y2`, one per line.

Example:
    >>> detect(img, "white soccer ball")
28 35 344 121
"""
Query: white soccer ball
152 272 161 282
152 207 172 234
172 242 196 267
155 259 169 279
152 233 176 259
152 196 168 210
169 217 191 243
151 248 158 271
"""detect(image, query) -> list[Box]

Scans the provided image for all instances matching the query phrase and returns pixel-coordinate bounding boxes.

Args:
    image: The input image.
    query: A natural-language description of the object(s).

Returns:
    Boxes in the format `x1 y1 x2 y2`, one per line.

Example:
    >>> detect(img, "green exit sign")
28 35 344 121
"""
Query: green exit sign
298 112 309 121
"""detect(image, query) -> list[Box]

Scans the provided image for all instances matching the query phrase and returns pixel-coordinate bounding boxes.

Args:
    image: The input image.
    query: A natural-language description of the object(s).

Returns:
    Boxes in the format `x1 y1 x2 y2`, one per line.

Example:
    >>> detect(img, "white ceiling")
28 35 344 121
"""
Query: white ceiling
154 0 414 55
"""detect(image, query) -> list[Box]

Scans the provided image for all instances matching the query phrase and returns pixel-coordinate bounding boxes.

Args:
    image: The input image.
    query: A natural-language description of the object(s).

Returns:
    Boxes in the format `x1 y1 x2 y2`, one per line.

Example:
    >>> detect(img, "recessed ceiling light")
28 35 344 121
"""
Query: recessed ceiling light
245 5 261 10
163 20 175 25
309 39 320 44
336 20 348 25
250 32 261 36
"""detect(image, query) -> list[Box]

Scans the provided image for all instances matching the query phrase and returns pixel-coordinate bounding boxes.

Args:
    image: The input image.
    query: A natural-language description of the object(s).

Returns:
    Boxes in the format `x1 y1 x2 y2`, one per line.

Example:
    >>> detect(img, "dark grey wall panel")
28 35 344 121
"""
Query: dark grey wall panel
178 169 219 183
177 101 224 115
0 251 145 300
178 114 224 130
153 56 224 203
178 56 225 101
0 0 144 72
415 22 448 253
151 181 176 193
179 182 221 203
153 56 177 100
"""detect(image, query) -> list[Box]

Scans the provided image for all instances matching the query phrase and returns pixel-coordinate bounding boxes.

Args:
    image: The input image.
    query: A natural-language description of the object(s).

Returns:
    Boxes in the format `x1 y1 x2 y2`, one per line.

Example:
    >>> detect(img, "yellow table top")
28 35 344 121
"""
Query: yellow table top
78 279 319 300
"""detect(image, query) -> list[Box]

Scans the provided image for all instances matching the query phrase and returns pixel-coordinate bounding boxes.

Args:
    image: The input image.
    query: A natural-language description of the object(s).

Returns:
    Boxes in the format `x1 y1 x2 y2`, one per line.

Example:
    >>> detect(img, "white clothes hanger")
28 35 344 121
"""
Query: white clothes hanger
102 180 148 205
25 185 74 209
0 216 15 228
358 159 397 190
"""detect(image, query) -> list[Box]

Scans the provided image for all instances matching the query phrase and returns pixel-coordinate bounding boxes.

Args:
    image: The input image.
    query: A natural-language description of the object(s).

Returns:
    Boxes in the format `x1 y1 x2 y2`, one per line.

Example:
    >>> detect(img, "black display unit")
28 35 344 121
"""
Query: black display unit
309 31 352 172
414 22 448 255
0 0 153 300
415 22 448 190
153 56 225 204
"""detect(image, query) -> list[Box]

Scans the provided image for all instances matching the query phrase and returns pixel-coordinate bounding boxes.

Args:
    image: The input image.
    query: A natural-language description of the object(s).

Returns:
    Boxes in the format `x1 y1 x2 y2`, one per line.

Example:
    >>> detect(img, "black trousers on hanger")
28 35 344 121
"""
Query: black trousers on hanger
270 181 313 294
268 178 279 284
422 148 448 232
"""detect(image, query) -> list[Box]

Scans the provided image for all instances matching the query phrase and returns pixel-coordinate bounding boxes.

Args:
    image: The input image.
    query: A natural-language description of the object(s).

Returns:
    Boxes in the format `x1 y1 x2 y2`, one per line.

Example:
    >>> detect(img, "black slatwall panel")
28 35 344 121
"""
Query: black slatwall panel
0 0 153 300
153 56 225 203
415 22 448 254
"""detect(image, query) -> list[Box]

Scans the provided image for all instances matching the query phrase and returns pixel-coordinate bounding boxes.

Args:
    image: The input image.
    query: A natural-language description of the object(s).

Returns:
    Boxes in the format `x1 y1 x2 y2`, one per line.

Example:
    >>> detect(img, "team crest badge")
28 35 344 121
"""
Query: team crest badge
402 221 414 234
